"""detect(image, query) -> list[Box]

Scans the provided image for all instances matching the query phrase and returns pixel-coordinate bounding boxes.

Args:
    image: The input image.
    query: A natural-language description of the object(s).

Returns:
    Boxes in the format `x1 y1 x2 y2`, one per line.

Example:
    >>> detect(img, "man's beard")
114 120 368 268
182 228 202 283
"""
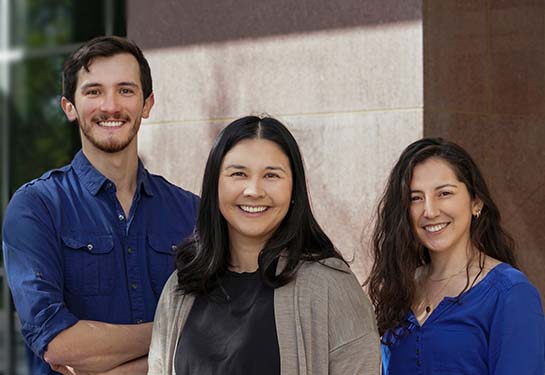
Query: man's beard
79 114 140 153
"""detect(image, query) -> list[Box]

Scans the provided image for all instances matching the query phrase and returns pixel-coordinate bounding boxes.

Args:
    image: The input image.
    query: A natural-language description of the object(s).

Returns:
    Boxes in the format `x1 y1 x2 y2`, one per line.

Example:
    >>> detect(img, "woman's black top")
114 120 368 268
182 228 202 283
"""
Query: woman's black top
174 269 280 375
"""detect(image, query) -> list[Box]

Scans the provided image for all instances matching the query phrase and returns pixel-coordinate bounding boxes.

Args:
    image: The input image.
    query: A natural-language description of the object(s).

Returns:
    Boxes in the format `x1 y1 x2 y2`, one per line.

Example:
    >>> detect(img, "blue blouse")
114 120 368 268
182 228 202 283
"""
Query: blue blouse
382 263 545 375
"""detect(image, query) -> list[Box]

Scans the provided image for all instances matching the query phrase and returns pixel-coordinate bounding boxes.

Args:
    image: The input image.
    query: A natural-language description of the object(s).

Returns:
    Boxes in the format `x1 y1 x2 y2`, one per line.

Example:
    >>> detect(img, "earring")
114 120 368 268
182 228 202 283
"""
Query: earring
474 208 482 219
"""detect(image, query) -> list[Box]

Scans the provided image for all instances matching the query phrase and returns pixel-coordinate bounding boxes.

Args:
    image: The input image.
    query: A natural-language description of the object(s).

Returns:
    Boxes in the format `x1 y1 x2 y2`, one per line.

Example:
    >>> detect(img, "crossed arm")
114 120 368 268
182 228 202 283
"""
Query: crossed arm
44 320 152 374
2 189 154 374
51 356 148 375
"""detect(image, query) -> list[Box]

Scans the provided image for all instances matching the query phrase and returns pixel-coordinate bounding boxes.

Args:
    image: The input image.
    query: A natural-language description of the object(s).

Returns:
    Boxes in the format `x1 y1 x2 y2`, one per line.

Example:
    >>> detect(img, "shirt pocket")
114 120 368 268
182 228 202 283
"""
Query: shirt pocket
147 232 182 298
61 233 115 296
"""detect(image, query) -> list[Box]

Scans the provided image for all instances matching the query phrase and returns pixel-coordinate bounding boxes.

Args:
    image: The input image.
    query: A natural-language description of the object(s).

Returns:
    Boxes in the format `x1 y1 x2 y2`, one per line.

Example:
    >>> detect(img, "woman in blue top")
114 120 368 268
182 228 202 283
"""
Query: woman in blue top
366 137 545 374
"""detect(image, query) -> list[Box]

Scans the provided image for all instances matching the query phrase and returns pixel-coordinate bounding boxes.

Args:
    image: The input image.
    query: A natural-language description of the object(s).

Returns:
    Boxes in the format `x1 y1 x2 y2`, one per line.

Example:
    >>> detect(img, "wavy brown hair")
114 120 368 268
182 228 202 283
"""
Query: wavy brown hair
366 137 516 337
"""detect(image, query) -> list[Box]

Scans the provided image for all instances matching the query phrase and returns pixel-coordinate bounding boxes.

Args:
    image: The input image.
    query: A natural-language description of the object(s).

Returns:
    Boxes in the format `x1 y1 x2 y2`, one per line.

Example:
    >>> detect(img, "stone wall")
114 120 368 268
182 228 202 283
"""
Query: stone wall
130 0 424 280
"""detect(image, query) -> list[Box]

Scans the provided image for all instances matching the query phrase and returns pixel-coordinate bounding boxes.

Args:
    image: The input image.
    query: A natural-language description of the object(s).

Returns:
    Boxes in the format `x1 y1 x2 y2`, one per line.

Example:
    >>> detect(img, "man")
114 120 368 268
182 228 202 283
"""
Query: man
2 36 198 374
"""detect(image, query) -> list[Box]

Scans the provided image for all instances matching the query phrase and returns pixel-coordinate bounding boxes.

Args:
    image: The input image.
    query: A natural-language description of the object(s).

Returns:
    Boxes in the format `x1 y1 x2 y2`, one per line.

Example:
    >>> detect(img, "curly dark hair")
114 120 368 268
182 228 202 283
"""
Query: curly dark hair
366 137 516 337
176 116 343 294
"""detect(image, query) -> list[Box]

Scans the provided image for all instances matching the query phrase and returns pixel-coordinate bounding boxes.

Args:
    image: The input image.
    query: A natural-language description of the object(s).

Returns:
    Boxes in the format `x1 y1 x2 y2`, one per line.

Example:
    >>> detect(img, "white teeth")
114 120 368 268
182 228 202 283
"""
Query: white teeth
424 223 448 233
98 121 123 127
240 205 268 213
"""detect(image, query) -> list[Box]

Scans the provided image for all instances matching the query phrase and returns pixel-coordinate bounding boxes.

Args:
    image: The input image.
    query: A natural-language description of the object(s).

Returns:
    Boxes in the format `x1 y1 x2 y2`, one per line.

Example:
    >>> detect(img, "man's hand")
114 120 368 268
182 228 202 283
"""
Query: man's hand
50 364 77 375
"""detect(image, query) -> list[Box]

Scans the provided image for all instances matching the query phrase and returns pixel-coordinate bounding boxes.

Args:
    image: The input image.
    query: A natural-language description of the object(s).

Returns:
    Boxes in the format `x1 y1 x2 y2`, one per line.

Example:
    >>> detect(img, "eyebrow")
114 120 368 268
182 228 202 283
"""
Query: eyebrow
117 81 139 88
80 82 139 91
80 83 100 92
410 183 458 193
223 164 287 173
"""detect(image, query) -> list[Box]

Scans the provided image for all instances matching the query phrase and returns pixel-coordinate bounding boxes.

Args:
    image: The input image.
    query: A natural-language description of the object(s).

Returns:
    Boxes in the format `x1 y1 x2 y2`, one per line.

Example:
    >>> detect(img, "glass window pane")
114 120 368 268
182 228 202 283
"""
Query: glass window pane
10 1 107 48
9 56 80 193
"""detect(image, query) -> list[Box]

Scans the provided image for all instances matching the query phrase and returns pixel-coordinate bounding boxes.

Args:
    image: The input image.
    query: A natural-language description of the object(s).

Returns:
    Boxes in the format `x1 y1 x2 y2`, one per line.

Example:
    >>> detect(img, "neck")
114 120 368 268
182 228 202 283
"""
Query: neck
82 143 139 197
228 235 267 273
427 243 476 280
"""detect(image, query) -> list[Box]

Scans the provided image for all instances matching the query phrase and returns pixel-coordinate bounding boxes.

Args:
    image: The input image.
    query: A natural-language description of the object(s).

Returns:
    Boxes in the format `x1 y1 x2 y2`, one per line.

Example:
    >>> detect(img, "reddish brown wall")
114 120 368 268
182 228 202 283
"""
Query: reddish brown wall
424 0 545 298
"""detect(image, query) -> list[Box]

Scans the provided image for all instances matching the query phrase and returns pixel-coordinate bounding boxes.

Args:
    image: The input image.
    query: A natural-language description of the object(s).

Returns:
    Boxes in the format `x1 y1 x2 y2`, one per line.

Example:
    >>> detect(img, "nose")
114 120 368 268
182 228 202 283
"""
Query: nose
243 177 265 198
99 92 120 114
423 197 439 219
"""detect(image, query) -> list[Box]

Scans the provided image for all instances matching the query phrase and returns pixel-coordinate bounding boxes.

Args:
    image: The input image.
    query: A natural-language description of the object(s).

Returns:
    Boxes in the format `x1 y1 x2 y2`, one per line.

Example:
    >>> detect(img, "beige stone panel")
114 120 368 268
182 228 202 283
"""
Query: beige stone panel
144 23 422 124
137 120 223 195
138 109 423 282
283 110 423 281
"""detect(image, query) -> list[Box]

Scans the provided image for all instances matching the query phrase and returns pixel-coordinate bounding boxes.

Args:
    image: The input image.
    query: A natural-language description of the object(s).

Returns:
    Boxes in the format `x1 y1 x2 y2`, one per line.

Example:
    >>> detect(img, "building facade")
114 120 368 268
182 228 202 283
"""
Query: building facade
1 1 544 374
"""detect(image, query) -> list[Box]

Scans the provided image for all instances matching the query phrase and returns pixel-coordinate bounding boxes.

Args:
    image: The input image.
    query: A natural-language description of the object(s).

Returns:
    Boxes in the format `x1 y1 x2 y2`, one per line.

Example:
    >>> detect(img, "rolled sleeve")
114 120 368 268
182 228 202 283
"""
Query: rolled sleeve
2 187 79 358
21 302 78 358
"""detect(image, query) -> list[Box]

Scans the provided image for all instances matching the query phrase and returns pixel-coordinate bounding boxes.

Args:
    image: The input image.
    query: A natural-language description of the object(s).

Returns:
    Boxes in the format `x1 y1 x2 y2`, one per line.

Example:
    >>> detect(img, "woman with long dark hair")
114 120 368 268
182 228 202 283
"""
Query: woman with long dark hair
148 116 380 374
367 137 545 374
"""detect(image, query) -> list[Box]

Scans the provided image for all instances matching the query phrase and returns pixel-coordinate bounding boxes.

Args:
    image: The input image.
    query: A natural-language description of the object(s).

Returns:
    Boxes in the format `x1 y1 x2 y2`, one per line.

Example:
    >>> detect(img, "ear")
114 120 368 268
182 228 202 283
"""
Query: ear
61 97 78 122
472 196 484 215
142 92 155 119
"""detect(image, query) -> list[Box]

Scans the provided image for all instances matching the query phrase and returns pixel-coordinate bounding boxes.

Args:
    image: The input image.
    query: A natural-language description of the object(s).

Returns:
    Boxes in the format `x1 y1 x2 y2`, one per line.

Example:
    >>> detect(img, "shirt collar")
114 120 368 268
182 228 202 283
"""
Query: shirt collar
137 160 154 197
71 150 154 197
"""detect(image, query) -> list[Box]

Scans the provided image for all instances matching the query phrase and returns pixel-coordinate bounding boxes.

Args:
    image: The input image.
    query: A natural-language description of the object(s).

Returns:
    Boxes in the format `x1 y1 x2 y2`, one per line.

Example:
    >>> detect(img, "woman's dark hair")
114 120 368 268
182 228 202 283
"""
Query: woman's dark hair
176 116 343 294
62 35 152 104
366 137 516 337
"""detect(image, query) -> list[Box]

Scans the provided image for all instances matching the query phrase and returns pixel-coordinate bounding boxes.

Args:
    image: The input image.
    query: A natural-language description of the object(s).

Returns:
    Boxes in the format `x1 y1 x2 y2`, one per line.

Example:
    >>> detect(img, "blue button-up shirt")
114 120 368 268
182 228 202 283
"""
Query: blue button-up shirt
2 150 199 374
382 263 545 375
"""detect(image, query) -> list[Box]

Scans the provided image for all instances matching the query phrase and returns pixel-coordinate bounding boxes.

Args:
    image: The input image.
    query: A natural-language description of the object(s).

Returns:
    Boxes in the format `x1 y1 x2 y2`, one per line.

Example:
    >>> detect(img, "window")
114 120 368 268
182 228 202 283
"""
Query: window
0 2 125 373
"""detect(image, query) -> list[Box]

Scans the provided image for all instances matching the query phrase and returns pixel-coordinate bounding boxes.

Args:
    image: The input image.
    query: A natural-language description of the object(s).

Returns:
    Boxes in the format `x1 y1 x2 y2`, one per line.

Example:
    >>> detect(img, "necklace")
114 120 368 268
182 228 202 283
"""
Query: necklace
427 265 467 282
423 263 467 314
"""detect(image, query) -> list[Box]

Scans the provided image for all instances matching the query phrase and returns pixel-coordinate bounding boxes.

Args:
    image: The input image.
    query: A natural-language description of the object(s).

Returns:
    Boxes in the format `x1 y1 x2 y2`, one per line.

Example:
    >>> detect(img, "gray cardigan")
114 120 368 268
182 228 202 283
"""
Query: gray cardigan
148 258 381 374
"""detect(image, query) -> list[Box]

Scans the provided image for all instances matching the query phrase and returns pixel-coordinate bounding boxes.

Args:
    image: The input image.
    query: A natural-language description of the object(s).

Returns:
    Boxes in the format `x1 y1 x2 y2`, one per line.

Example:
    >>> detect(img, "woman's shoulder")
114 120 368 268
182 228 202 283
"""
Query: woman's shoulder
294 257 371 307
164 270 179 291
487 262 537 293
296 257 354 284
159 270 187 303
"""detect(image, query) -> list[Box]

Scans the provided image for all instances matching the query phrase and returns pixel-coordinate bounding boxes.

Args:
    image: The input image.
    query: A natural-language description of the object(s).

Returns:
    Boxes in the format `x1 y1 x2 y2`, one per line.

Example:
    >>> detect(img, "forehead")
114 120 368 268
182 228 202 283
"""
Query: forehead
222 138 290 167
410 157 460 187
76 53 141 87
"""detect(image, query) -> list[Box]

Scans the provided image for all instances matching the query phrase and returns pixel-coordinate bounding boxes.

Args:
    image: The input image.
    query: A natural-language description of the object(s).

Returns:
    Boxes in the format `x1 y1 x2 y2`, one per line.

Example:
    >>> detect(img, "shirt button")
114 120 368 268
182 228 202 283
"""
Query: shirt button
416 360 421 366
131 283 137 290
136 319 143 324
416 348 420 355
118 214 125 221
87 244 93 251
106 182 113 189
171 245 177 251
127 247 134 254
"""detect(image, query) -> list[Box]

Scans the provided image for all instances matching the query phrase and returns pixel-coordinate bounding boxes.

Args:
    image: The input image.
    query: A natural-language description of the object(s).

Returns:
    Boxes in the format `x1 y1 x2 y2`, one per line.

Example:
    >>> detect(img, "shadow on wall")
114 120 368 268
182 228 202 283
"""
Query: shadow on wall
128 0 421 49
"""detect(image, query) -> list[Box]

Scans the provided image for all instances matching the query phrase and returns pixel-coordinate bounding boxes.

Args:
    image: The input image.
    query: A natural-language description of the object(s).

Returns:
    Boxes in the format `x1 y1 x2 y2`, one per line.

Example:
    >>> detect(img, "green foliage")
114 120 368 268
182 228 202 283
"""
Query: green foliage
9 55 80 193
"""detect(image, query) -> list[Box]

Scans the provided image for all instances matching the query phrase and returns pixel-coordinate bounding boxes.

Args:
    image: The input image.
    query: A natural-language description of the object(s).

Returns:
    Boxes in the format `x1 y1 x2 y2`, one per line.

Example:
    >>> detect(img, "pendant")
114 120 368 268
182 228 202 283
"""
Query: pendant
425 305 431 314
